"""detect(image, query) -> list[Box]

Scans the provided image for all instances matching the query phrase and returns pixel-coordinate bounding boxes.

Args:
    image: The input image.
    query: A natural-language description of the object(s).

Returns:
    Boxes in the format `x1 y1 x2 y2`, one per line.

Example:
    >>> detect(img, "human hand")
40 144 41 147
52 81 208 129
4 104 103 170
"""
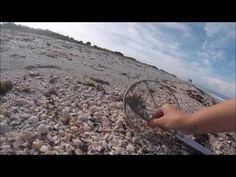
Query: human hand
148 104 192 134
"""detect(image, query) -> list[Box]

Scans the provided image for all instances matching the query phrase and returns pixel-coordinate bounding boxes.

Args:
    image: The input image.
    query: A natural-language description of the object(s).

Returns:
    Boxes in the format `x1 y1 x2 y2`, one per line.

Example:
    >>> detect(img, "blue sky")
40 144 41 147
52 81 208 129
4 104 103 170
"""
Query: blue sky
16 23 236 98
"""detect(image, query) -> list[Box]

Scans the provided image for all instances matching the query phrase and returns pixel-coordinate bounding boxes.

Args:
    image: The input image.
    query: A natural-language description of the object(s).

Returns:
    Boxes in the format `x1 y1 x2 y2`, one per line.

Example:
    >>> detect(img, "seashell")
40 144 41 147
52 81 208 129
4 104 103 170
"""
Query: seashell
40 145 49 152
32 140 43 150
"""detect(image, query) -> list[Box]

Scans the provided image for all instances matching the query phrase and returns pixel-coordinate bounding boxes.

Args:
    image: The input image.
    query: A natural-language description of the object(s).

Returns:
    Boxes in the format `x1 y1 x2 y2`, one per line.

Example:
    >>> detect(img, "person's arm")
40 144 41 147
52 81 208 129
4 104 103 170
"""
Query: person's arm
148 98 236 135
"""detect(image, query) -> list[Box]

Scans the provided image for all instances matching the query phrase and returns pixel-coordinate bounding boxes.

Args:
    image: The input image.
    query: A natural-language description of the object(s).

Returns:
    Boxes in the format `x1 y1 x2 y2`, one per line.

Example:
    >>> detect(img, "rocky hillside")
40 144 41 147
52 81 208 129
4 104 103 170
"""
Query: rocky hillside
0 24 235 155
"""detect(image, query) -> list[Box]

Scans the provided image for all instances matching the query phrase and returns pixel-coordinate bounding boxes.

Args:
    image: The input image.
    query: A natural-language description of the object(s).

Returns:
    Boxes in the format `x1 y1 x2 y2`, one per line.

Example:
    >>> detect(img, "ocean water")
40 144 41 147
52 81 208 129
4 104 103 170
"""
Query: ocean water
195 85 230 102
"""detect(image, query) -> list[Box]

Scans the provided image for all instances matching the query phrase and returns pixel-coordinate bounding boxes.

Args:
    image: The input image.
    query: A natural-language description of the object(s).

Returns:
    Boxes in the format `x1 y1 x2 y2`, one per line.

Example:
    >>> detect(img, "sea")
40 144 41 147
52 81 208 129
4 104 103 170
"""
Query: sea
195 85 230 102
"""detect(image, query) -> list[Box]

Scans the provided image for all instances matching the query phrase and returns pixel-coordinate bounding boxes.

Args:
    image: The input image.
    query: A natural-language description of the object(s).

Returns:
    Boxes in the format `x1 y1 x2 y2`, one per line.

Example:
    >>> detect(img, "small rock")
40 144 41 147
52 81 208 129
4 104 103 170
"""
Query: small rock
104 133 110 140
126 132 132 138
53 124 60 130
47 134 55 143
74 139 83 148
61 117 70 125
82 103 89 109
115 119 123 127
95 146 103 152
84 123 91 131
70 126 79 132
40 145 49 152
0 115 5 121
29 71 39 77
126 144 135 151
32 140 43 150
113 146 122 153
20 132 34 140
1 144 11 150
161 145 168 152
15 98 28 107
0 123 10 134
21 113 30 120
37 124 48 134
77 116 86 122
91 135 99 141
58 129 65 136
62 107 70 118
102 140 108 150
74 148 83 155
28 116 39 124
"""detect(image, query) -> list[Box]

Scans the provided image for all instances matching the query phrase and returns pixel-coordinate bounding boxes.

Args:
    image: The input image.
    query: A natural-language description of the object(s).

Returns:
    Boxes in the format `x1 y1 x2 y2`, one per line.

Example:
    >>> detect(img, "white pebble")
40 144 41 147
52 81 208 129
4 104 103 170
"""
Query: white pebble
39 145 48 152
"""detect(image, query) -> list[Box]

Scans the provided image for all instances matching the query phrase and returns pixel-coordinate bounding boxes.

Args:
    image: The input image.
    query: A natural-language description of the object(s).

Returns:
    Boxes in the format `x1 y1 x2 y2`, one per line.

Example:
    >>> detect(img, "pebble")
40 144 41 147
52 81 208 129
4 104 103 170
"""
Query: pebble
21 132 34 140
15 98 28 107
0 115 5 121
74 148 83 155
82 103 88 109
62 107 70 118
126 132 132 138
84 123 91 131
227 141 231 145
74 139 83 147
95 146 103 152
70 126 79 132
32 140 43 150
115 119 123 127
37 124 48 134
28 116 39 124
40 145 49 152
53 124 60 130
126 144 135 151
77 116 87 122
113 146 122 153
0 123 10 134
59 129 65 136
47 134 55 143
102 140 108 150
21 113 30 120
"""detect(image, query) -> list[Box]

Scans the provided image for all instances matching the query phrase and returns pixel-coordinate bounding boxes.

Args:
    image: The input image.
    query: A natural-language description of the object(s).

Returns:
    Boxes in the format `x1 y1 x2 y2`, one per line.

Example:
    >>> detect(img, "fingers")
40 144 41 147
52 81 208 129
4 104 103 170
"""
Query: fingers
148 117 165 129
151 109 164 119
151 103 172 119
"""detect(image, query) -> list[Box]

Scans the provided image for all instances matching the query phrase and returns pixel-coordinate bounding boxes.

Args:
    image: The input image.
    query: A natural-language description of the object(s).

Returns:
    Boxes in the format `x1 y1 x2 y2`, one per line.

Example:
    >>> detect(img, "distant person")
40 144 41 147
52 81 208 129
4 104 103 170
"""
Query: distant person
148 98 236 135
187 78 192 84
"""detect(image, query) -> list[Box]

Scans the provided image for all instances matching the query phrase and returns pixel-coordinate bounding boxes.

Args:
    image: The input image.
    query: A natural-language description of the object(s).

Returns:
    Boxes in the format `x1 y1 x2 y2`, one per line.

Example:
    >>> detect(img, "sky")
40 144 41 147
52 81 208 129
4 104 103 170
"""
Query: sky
16 22 236 98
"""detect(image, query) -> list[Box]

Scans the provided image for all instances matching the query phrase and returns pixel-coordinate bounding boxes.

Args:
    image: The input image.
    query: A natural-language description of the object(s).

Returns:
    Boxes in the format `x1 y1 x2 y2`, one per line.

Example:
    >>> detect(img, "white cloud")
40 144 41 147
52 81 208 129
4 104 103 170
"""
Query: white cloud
204 23 235 39
157 22 193 38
